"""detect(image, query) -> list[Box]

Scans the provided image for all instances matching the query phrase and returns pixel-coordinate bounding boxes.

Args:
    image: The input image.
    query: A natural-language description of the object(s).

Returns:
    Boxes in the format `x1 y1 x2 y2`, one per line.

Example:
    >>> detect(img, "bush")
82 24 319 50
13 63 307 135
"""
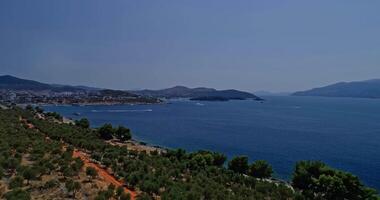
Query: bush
0 167 3 178
292 161 378 199
43 179 59 189
86 166 98 179
248 160 273 178
228 156 249 174
98 124 114 140
137 192 153 200
120 192 131 200
115 126 132 141
22 167 37 184
4 189 30 200
9 176 24 189
75 118 90 129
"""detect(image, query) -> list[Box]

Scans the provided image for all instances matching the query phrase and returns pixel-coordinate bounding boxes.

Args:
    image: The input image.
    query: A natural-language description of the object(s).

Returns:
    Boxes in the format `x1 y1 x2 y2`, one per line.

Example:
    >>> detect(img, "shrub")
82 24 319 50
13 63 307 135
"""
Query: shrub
75 118 90 129
248 160 273 178
4 189 30 200
9 176 24 189
228 156 249 174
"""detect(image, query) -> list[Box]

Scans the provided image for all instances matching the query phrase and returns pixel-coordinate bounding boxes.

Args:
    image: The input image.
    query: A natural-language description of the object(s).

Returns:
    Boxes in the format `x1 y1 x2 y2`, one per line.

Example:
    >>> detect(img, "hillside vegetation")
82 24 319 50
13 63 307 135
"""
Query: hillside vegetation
0 106 378 199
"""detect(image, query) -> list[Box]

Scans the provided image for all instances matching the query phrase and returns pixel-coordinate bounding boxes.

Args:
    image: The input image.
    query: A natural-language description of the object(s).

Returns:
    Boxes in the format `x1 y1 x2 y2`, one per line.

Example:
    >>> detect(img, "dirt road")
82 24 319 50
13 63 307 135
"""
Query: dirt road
73 150 137 200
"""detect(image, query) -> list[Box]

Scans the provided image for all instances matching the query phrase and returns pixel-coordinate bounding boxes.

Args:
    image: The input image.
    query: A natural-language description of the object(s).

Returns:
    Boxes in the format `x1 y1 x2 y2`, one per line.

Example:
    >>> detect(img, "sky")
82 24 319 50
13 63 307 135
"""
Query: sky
0 1 379 92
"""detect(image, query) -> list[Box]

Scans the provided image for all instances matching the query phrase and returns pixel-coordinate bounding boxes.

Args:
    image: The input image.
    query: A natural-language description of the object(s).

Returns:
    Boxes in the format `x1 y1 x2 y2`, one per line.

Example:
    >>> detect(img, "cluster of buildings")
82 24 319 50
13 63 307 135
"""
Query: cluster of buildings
0 89 161 105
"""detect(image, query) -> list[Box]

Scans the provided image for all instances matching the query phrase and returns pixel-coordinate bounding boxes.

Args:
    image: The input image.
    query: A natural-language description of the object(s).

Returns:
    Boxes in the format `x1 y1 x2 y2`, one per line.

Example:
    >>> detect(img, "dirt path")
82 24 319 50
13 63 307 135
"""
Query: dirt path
19 116 137 199
73 150 137 200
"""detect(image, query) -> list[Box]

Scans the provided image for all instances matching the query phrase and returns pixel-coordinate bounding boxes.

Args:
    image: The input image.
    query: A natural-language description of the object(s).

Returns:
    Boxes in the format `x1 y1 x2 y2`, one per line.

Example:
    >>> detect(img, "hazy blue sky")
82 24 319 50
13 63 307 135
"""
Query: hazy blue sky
0 1 379 92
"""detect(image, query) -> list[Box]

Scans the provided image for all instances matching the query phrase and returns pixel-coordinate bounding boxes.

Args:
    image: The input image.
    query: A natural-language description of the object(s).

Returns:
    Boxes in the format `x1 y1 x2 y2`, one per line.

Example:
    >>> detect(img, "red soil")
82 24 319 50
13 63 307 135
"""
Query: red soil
73 150 137 199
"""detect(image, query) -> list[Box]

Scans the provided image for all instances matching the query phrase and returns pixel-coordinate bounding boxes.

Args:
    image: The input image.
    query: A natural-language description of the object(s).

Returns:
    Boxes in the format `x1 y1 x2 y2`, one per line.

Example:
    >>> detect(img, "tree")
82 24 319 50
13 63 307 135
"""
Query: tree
22 167 36 185
139 179 160 195
4 157 20 174
65 179 81 198
4 189 31 200
9 176 24 189
0 167 3 179
115 126 132 141
106 184 116 198
292 161 379 199
98 123 114 140
137 192 153 200
228 156 249 174
120 192 131 200
248 160 273 179
212 152 227 167
86 166 98 180
75 118 90 129
116 186 125 197
35 106 44 113
46 112 63 121
25 105 33 111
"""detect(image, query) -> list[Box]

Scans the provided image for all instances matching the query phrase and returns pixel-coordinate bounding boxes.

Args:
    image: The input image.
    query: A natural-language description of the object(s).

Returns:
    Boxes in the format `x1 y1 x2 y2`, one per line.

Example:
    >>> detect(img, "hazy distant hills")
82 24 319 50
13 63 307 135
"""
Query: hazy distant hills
0 75 87 92
293 79 380 98
0 75 54 91
133 86 262 100
0 75 261 101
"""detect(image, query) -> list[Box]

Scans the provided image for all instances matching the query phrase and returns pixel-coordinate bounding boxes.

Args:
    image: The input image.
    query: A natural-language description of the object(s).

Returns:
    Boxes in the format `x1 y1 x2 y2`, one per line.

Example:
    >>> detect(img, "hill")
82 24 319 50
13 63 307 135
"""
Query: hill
293 79 380 98
0 75 53 91
0 75 160 104
133 86 262 101
0 75 86 92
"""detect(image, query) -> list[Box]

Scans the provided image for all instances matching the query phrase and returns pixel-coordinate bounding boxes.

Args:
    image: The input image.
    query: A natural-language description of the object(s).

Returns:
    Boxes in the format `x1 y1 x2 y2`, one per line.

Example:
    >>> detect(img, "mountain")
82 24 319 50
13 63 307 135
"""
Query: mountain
0 75 53 91
0 75 161 104
293 79 380 98
254 91 291 96
0 75 84 92
0 75 261 102
133 86 262 101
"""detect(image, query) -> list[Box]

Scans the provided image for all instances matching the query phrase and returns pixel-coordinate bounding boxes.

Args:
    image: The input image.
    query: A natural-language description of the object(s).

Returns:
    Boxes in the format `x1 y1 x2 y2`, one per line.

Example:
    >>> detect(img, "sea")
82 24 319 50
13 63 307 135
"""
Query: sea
43 96 380 189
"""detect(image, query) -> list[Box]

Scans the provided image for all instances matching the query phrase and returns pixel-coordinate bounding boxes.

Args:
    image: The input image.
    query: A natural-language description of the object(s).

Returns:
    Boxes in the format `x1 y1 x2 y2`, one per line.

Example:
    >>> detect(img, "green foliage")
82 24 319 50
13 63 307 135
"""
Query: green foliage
65 179 81 197
43 179 59 189
98 123 114 140
248 160 273 178
228 155 249 174
0 167 3 178
137 192 153 200
35 106 44 113
115 126 132 141
120 192 131 200
86 166 98 179
116 186 124 197
25 105 33 111
9 176 24 189
46 112 63 121
292 161 379 199
22 166 37 184
4 189 31 200
0 107 377 200
75 118 90 129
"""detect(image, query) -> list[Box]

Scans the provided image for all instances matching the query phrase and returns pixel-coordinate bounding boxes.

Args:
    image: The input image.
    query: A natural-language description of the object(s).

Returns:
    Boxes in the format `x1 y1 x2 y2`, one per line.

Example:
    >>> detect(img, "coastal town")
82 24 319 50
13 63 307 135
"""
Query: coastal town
0 89 161 105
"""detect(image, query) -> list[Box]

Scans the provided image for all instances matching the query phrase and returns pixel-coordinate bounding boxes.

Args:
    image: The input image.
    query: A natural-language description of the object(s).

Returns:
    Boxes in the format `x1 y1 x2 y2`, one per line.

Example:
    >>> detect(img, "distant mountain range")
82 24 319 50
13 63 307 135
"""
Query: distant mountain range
0 75 153 104
254 91 291 96
0 75 261 101
293 79 380 98
133 86 262 101
0 75 96 92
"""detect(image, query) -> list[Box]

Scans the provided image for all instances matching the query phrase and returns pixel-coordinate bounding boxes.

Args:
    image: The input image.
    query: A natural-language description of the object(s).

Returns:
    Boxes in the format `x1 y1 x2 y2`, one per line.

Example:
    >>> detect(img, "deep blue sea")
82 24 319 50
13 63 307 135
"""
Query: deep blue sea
43 96 380 189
